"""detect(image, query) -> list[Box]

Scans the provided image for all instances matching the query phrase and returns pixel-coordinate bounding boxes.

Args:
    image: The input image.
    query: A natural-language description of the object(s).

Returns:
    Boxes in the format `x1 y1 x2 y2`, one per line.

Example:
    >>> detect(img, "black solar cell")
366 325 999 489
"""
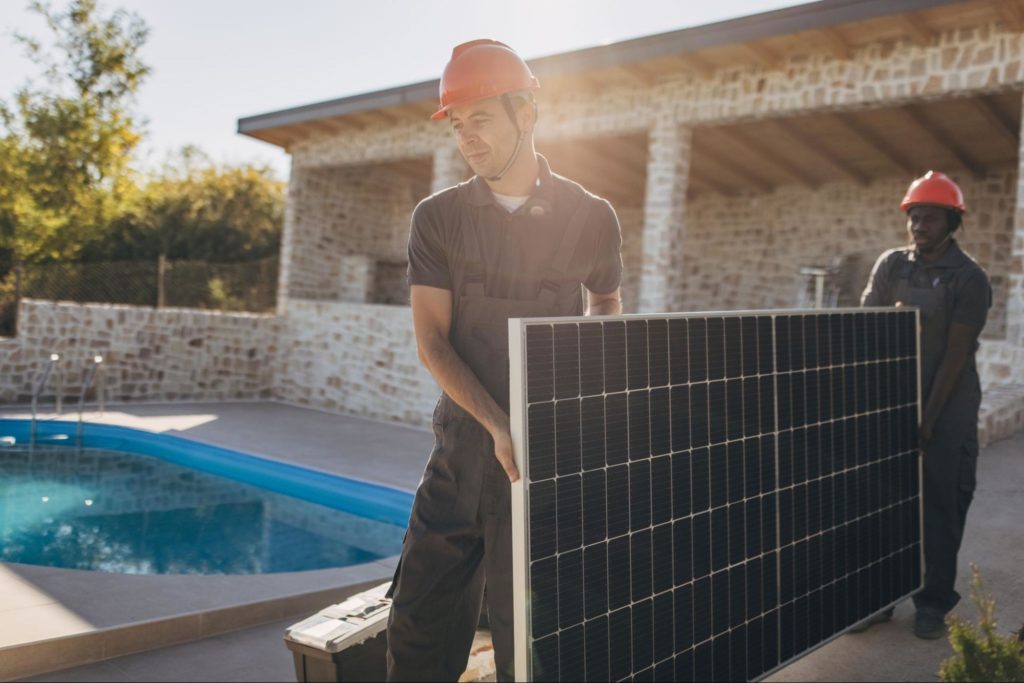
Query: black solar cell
512 310 921 681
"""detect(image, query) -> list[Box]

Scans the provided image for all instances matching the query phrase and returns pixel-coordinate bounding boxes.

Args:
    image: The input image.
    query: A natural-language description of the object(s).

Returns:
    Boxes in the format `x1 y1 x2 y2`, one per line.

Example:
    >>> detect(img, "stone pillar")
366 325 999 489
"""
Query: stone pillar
1009 97 1024 346
638 121 692 313
276 161 302 315
338 255 376 303
431 144 469 194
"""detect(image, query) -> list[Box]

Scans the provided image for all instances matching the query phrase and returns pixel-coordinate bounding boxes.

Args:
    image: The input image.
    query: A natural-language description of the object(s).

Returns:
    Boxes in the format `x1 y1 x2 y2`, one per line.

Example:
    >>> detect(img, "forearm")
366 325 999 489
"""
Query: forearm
587 294 622 316
419 334 508 437
922 351 967 429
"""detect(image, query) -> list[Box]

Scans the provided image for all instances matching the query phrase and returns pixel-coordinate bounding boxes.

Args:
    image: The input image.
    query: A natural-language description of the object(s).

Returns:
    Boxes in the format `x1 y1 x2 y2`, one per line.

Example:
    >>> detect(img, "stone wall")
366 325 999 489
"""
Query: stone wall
283 164 426 303
2 297 1021 442
272 299 437 427
0 301 277 404
535 21 1024 142
681 170 1016 339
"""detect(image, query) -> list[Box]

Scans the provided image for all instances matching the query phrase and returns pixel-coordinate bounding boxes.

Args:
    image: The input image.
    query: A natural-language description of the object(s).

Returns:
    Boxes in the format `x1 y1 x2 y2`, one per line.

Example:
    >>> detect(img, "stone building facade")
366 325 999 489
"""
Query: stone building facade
3 0 1024 446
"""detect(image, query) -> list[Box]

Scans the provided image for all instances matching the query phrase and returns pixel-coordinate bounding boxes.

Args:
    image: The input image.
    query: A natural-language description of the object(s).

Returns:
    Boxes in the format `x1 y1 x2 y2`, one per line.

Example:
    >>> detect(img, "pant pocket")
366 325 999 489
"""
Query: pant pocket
957 442 978 496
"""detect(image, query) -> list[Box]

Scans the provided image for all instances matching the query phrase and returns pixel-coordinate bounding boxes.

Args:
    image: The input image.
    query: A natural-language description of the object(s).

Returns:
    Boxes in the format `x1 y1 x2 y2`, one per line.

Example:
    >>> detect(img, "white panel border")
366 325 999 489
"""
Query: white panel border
510 317 532 682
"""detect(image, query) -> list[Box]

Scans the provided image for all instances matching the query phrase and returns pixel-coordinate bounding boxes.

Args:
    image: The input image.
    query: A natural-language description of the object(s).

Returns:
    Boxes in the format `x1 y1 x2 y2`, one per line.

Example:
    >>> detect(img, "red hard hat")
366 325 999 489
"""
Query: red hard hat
431 39 540 120
900 171 967 213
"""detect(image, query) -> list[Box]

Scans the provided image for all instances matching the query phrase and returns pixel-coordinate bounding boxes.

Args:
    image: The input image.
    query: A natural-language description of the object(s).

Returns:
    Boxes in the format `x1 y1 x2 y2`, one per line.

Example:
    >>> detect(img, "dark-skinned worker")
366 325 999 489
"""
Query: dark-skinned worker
385 40 623 682
859 171 991 639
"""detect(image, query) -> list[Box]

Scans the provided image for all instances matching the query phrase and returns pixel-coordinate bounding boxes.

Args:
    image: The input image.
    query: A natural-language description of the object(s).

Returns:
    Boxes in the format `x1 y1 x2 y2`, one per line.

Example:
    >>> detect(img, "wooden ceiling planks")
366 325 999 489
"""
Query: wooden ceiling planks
994 0 1024 32
538 134 649 207
901 105 988 176
830 112 918 177
690 90 1022 196
707 125 822 189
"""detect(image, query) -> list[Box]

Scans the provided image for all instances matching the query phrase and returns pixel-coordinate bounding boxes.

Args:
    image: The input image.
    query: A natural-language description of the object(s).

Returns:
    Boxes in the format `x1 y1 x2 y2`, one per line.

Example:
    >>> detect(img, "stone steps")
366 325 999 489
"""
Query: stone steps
979 382 1024 448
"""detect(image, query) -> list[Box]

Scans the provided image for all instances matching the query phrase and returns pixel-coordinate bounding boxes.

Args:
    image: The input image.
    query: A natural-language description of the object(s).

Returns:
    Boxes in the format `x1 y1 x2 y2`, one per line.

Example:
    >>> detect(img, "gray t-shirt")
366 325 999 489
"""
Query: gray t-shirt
407 156 623 303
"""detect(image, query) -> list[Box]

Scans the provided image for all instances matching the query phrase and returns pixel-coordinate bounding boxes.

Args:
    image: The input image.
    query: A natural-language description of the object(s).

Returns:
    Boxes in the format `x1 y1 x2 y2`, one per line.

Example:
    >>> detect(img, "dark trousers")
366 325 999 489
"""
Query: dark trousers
913 435 978 614
386 416 514 682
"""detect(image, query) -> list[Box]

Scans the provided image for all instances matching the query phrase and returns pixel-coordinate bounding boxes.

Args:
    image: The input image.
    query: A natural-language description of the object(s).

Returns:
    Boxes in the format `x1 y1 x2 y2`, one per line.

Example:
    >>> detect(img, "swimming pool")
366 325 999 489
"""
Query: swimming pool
0 419 413 575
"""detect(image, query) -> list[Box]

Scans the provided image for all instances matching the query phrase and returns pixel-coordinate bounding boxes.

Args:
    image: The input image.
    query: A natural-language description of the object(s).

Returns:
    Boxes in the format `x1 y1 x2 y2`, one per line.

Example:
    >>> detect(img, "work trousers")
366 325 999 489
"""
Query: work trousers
386 403 514 682
913 377 980 614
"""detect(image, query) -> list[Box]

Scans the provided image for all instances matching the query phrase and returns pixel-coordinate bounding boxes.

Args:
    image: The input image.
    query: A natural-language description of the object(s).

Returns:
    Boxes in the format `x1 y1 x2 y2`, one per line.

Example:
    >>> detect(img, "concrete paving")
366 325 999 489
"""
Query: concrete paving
7 404 1024 682
0 402 431 680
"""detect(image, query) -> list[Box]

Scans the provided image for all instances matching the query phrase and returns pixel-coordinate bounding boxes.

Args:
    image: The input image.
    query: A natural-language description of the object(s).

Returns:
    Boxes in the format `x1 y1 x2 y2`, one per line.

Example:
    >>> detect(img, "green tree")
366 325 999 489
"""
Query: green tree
84 146 284 263
0 0 150 267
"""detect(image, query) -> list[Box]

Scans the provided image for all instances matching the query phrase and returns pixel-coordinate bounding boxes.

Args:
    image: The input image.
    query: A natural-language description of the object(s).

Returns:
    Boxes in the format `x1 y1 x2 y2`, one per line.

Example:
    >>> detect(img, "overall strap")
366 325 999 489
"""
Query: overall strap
458 197 486 297
538 195 594 304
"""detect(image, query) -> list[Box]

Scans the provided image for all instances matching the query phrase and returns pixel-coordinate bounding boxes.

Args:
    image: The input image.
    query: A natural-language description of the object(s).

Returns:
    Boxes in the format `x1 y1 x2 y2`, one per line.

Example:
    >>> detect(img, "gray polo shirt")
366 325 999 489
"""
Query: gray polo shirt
406 155 623 309
861 240 991 394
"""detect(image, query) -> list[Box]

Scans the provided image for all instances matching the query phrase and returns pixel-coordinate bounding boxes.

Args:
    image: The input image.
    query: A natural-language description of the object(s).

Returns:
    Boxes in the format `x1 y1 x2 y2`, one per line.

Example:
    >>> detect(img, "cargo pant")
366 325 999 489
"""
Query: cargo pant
386 200 591 681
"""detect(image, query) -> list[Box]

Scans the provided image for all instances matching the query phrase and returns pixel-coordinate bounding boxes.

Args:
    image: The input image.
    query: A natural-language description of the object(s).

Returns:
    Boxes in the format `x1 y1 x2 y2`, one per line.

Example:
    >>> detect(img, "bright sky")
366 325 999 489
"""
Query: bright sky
0 0 807 180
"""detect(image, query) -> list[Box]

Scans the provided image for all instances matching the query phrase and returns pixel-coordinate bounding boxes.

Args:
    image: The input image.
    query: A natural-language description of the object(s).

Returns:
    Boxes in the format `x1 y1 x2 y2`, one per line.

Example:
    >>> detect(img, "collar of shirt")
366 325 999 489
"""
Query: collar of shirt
908 238 969 269
463 153 556 217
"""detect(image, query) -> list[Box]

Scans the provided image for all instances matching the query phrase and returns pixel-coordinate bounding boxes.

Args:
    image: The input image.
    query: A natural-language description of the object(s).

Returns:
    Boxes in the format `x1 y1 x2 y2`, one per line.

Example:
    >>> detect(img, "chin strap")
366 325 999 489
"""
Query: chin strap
920 230 954 254
484 94 532 182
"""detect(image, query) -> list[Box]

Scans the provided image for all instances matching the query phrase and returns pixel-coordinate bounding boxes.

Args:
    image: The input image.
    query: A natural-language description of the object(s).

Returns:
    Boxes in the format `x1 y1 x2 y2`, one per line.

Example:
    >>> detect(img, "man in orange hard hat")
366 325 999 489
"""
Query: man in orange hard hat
386 40 623 681
860 171 991 639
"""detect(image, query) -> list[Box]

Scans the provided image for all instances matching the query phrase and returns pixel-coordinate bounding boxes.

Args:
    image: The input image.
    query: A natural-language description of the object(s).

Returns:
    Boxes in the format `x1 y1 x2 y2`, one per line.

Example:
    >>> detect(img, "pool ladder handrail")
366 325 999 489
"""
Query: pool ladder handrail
76 355 105 449
29 353 61 447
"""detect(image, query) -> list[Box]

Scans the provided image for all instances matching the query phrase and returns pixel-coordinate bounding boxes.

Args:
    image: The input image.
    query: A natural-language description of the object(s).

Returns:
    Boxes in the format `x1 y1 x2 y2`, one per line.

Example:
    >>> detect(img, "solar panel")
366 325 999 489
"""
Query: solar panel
509 309 921 682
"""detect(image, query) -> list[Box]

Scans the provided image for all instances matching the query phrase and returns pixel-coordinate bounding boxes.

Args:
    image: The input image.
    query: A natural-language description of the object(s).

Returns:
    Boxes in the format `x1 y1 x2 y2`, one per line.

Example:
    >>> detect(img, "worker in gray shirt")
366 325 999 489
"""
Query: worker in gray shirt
387 40 623 682
860 171 991 639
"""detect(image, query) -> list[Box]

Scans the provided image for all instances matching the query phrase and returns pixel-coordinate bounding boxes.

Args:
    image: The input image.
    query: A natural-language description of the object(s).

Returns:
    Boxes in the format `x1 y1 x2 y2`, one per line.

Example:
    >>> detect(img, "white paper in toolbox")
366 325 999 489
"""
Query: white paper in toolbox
285 582 392 653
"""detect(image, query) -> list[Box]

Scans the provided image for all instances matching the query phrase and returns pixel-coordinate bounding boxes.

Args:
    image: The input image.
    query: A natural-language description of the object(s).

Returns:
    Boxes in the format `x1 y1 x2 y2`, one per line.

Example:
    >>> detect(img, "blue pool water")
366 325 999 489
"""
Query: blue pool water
0 420 412 575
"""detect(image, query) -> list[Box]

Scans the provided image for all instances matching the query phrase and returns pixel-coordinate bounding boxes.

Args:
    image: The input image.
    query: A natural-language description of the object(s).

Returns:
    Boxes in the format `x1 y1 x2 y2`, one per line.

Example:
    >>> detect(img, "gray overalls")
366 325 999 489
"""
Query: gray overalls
864 242 990 614
386 195 593 682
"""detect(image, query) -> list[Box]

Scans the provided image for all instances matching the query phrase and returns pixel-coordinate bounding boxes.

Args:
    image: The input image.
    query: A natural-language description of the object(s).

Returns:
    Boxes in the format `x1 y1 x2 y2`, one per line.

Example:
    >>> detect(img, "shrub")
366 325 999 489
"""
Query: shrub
939 564 1024 682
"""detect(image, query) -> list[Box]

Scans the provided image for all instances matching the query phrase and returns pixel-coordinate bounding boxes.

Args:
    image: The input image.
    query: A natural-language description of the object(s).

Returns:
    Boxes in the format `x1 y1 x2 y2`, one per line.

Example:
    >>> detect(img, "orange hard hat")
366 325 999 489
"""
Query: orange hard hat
431 39 540 120
900 171 967 213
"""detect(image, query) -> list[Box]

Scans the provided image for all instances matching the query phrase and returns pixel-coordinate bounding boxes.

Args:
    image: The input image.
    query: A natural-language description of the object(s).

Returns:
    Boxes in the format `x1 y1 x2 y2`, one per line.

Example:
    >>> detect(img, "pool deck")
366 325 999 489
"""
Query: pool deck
0 401 433 681
3 401 1023 682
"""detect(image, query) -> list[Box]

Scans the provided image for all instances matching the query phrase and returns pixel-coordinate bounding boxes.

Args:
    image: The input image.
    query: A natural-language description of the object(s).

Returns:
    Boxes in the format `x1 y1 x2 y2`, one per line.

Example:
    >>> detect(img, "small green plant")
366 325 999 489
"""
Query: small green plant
207 276 244 311
939 564 1024 682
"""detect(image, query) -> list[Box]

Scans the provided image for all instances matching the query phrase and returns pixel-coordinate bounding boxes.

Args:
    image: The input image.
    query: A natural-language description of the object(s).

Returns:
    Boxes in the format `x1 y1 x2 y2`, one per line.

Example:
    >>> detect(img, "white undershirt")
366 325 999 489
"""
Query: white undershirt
491 191 530 213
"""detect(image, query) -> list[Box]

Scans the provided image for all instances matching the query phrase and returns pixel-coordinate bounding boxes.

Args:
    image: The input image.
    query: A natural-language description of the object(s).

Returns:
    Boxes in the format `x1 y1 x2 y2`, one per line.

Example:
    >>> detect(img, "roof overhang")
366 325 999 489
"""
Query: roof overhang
237 0 976 149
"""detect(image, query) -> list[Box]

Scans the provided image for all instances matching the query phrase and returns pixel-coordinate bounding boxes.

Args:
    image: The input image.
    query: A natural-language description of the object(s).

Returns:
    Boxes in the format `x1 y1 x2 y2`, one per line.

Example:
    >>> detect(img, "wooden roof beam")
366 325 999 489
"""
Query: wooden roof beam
384 161 431 185
895 12 933 47
688 171 737 197
692 144 774 193
815 27 852 60
676 53 715 78
373 109 401 126
830 113 916 176
970 95 1020 144
544 143 645 194
741 42 782 69
902 106 987 176
770 119 870 185
613 64 657 86
597 137 649 171
713 126 820 189
994 0 1024 32
316 117 364 134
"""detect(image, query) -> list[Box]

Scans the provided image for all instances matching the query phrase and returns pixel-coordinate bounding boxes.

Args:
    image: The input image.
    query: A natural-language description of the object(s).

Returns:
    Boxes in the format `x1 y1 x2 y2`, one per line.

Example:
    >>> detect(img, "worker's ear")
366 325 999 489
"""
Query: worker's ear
516 96 538 134
948 209 962 233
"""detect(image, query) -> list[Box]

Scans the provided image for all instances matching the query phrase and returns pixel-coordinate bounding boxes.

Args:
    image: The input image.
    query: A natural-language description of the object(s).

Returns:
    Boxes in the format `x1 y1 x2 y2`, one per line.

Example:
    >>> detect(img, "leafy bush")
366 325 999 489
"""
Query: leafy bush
939 564 1024 682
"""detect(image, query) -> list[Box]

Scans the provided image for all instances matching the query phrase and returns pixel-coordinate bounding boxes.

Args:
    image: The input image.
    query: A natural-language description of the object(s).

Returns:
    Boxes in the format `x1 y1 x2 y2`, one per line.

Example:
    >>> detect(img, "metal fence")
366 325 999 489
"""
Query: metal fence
0 256 278 336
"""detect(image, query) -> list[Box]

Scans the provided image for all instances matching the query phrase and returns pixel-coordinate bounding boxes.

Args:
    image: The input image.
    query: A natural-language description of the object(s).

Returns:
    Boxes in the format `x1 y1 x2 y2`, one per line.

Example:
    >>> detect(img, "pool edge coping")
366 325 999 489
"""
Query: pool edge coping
0 559 397 682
